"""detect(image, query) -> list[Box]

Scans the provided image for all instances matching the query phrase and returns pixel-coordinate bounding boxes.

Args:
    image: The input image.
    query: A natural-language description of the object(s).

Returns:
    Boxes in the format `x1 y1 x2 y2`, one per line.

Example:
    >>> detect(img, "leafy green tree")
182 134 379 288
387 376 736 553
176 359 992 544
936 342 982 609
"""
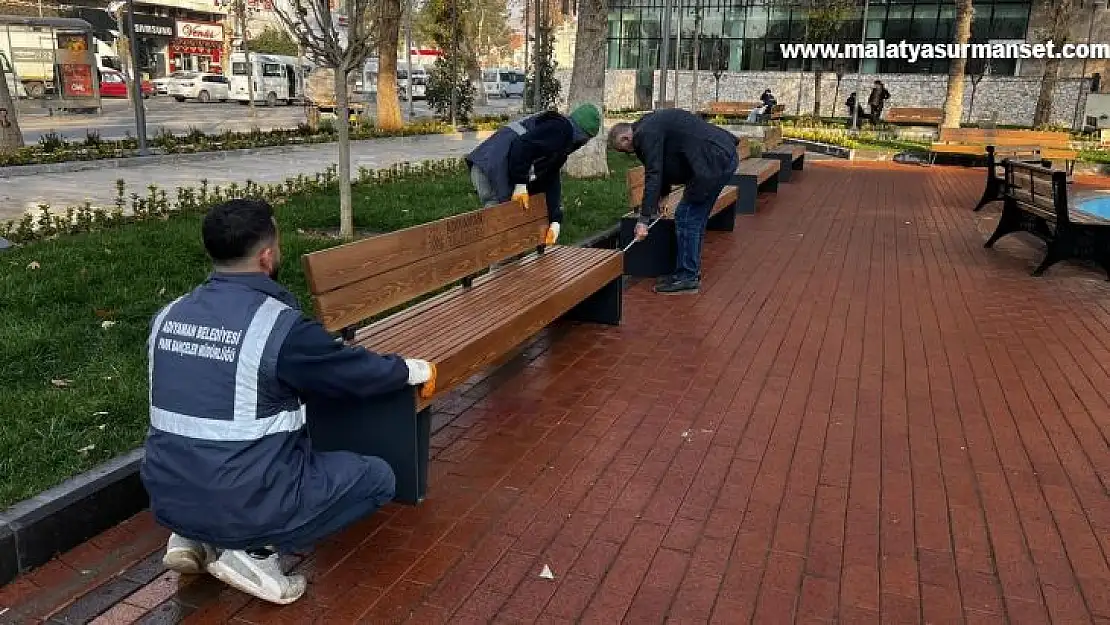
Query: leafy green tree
246 26 299 56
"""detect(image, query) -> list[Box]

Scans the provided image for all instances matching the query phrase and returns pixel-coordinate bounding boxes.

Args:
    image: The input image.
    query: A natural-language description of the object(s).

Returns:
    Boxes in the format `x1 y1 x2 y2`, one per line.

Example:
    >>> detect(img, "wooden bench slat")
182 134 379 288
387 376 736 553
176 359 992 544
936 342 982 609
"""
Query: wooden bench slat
886 107 943 125
737 158 779 184
303 199 550 331
363 246 603 355
356 246 622 409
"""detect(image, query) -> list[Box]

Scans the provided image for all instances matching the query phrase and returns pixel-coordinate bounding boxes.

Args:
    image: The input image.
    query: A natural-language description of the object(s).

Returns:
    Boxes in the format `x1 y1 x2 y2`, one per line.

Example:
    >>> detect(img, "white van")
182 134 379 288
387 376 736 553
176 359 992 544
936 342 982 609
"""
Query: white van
358 60 428 100
482 68 525 98
229 52 310 106
1 50 27 98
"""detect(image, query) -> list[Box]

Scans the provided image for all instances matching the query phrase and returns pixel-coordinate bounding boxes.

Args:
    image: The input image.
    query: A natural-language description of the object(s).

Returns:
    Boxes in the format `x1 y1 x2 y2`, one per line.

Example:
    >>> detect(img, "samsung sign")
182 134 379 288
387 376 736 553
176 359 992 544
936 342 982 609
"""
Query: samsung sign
128 15 175 37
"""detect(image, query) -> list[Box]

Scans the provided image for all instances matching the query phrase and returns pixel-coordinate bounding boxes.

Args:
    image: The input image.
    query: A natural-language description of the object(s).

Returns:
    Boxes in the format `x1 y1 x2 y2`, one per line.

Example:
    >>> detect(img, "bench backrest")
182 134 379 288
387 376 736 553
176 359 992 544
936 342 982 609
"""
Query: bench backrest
938 128 1071 149
626 166 684 213
705 101 755 116
1004 160 1067 222
763 126 783 148
302 197 550 332
887 107 943 123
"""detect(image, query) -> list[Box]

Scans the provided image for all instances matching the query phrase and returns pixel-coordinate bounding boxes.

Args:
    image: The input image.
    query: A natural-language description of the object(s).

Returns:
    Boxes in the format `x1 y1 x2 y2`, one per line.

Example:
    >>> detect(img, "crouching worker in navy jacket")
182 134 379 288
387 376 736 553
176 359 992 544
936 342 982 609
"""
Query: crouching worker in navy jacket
140 199 435 605
465 103 602 246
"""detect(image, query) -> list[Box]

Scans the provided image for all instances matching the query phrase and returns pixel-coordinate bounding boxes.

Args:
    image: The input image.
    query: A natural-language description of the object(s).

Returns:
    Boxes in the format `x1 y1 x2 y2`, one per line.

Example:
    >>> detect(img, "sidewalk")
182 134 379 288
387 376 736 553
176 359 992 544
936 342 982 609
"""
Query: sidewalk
0 133 489 223
4 161 1110 623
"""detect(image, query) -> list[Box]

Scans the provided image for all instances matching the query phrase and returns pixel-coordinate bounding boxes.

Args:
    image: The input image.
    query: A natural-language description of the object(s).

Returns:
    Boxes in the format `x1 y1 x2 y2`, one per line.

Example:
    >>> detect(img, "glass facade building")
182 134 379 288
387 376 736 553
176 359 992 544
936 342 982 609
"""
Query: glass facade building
606 0 1033 75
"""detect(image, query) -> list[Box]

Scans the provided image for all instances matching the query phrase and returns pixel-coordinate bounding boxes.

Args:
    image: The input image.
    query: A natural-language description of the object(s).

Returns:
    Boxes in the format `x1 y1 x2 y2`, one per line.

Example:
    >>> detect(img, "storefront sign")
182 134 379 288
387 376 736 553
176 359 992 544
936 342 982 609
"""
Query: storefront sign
129 15 175 37
175 20 223 42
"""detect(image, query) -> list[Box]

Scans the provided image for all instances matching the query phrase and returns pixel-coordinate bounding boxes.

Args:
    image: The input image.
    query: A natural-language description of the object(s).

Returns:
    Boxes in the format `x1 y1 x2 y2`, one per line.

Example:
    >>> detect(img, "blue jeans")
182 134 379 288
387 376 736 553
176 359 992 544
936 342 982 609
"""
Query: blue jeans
673 151 739 282
267 455 396 553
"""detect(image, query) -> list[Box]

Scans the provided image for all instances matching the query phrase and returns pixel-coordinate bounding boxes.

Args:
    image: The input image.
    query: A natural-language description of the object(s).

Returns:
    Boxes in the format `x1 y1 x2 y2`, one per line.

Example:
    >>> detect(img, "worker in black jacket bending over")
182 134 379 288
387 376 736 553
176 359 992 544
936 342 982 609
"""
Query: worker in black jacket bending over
465 104 602 245
608 109 739 295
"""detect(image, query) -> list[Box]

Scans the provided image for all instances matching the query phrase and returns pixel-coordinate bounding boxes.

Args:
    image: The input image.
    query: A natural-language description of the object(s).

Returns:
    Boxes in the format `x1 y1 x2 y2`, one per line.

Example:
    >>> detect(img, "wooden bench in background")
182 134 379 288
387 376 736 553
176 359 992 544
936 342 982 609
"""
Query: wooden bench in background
734 139 781 208
758 126 806 183
984 160 1110 279
930 128 1077 210
301 196 624 504
619 166 739 277
886 107 944 126
699 101 785 122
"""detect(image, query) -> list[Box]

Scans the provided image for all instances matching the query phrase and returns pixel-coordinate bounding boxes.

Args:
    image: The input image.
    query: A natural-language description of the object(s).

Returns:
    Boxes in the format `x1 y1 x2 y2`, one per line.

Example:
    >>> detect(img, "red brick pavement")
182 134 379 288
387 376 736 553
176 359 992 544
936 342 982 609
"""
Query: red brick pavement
4 160 1110 624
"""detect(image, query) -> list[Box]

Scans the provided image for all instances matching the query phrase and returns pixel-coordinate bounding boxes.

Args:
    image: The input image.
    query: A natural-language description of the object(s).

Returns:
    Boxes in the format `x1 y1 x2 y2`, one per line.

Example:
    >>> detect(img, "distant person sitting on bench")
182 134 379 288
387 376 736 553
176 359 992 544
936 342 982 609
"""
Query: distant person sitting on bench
746 89 777 123
142 199 434 605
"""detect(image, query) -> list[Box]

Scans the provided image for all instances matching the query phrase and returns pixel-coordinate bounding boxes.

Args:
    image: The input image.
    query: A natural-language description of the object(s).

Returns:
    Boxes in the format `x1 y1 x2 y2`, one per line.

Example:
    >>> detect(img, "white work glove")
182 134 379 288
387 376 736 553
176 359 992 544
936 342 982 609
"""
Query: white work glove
511 184 529 206
404 358 433 385
545 221 560 245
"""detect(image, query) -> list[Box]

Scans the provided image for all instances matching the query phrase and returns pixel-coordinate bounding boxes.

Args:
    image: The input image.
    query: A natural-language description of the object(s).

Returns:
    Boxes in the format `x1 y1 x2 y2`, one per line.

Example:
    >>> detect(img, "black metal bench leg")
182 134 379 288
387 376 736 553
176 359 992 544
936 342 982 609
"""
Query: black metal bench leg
768 153 793 183
733 177 758 215
706 198 737 232
761 175 780 194
974 174 1000 212
306 389 429 505
565 276 623 326
793 154 805 171
1032 241 1066 277
984 199 1023 248
619 214 677 277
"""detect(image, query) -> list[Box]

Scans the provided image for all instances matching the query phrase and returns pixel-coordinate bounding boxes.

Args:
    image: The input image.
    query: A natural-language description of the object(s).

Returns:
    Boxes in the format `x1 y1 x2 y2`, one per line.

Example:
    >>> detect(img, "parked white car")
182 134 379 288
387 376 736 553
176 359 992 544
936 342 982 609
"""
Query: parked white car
152 71 188 96
482 68 525 98
169 72 231 103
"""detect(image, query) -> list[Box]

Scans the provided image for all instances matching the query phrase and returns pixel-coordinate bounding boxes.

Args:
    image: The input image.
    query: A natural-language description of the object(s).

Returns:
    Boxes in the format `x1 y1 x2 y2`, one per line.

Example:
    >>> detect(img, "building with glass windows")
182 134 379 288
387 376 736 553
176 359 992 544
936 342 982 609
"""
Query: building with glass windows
606 0 1101 78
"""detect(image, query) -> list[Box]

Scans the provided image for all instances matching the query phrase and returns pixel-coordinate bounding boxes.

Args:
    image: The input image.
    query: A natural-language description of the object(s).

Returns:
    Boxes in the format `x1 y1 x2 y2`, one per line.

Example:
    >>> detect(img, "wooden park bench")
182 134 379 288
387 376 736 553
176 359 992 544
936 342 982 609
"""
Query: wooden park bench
758 126 806 182
930 128 1078 210
618 141 780 277
885 107 943 126
700 101 785 122
619 166 739 277
301 196 624 504
984 160 1110 279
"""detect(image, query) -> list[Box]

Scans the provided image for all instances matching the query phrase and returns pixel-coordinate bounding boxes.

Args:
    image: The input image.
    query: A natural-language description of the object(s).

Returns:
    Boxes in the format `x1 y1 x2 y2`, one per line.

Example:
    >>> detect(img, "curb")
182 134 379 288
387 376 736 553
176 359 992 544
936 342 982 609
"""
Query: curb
0 131 495 180
783 138 853 159
0 450 146 587
0 226 622 589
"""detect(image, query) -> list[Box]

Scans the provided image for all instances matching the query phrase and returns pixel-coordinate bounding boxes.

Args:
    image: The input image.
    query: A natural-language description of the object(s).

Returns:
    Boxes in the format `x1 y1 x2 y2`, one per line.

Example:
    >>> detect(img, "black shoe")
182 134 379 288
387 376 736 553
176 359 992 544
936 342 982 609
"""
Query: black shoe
654 278 700 295
655 274 675 287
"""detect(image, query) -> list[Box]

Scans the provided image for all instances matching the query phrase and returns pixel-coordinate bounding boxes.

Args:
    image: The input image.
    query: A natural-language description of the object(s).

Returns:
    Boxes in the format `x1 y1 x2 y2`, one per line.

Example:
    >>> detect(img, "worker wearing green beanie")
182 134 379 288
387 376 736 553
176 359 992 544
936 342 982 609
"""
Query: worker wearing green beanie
465 103 603 246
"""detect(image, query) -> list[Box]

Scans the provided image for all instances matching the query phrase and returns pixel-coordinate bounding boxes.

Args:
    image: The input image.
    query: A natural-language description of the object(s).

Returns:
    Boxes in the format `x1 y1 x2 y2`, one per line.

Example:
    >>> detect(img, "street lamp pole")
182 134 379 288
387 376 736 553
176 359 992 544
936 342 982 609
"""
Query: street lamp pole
405 0 414 118
125 0 148 154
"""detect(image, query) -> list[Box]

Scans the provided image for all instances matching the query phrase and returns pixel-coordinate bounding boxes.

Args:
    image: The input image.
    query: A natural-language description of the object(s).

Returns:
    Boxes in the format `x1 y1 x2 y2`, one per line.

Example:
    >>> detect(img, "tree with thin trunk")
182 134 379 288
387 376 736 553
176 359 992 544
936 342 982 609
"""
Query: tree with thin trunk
1032 0 1080 127
565 0 608 178
376 0 403 130
0 64 23 153
942 0 974 129
275 0 377 240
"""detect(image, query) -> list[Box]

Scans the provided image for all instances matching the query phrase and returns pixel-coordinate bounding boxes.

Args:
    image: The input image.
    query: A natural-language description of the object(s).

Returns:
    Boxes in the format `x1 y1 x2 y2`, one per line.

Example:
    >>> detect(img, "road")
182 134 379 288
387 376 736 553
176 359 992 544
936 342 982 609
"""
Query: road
16 95 525 143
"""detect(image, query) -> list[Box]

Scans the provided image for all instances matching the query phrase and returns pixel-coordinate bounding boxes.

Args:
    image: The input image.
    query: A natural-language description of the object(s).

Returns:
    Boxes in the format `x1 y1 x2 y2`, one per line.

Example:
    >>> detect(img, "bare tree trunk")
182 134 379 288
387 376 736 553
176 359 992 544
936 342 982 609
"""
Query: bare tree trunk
0 70 23 153
564 0 608 179
942 0 973 128
335 67 354 239
377 0 403 130
474 7 488 106
1033 57 1060 127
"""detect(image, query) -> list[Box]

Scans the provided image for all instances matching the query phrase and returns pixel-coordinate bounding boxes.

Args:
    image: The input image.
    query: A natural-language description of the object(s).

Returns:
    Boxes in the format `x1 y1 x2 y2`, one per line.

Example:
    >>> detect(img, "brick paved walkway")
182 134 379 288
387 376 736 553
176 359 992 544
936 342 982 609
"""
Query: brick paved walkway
4 160 1110 624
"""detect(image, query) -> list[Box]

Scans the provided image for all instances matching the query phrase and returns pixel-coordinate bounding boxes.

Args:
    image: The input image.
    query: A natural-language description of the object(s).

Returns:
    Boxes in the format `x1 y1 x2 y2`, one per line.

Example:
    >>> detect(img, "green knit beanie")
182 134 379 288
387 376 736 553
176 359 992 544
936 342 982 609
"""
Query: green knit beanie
568 103 602 138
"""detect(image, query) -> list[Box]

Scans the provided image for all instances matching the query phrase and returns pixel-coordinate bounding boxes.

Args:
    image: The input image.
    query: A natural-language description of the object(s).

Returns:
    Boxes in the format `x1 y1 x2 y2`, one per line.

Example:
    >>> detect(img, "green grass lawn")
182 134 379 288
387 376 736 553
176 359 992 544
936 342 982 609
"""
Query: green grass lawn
0 151 639 508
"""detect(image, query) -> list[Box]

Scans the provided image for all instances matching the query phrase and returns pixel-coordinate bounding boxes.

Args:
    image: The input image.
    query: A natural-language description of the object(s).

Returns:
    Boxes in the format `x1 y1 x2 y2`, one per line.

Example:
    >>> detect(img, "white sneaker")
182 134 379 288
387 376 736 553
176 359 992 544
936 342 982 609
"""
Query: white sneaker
162 533 217 575
206 549 306 605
